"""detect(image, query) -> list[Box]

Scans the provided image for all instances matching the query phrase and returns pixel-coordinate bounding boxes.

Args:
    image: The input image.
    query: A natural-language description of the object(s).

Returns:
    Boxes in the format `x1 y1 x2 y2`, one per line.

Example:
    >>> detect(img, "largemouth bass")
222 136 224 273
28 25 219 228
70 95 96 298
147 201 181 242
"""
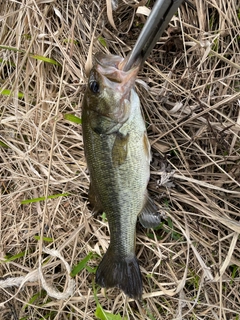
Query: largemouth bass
82 52 161 300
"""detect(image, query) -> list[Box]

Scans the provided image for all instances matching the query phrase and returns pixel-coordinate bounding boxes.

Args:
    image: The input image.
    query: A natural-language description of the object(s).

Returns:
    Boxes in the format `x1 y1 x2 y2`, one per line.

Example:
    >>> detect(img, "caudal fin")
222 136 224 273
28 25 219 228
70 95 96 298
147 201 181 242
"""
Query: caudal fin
96 248 142 300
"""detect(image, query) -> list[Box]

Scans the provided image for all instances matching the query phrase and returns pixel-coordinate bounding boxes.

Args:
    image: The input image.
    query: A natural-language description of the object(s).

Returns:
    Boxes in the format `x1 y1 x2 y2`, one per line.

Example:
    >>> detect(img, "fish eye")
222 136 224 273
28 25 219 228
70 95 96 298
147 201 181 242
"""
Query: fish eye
89 80 100 94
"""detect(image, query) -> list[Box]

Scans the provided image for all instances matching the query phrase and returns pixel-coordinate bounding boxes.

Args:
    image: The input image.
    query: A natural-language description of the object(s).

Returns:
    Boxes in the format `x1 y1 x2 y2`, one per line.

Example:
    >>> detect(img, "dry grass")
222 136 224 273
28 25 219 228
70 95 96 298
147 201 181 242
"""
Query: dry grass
1 0 240 319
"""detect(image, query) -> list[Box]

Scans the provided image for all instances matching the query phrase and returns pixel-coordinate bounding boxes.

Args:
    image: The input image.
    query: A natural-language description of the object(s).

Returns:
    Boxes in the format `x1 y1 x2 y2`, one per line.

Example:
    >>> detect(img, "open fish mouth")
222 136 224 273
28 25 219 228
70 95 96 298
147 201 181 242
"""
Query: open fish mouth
85 52 140 125
94 52 140 88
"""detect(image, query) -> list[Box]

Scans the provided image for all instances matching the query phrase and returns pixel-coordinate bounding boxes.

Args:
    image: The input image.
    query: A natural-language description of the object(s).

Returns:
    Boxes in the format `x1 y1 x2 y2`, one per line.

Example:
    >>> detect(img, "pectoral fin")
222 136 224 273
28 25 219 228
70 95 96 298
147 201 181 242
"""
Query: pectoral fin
143 131 152 163
139 196 161 228
112 132 129 166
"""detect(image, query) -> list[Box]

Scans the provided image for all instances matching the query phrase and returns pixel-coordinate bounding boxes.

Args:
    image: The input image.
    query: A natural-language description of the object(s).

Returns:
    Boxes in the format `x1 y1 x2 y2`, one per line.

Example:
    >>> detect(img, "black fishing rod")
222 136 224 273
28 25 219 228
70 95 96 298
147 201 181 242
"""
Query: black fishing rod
123 0 185 71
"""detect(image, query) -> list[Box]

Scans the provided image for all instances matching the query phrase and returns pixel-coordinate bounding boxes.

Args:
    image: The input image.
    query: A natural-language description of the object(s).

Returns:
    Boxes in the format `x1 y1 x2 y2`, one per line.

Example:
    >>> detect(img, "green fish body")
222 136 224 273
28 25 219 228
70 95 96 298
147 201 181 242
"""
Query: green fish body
82 52 161 299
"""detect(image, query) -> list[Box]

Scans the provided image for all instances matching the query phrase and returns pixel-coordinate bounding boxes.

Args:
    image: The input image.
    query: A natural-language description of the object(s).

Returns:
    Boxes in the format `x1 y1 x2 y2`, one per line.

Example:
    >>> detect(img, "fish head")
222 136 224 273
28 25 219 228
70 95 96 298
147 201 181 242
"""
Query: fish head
83 52 139 133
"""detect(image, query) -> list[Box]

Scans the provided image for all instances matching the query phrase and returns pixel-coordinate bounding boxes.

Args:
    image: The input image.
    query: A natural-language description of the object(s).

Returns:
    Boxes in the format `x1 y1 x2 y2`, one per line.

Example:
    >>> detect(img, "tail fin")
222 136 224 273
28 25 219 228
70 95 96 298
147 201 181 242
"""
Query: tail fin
96 247 142 300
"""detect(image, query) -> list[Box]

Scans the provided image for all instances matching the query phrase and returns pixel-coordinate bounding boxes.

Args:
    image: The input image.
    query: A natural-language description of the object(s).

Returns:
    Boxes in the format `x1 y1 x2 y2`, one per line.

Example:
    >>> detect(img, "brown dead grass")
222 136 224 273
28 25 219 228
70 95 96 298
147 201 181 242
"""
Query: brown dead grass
0 0 240 319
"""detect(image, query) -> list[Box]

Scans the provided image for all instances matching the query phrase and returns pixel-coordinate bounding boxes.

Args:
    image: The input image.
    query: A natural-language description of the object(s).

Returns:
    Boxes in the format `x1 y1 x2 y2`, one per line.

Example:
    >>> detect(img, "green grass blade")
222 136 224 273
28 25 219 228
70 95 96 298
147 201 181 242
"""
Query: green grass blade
4 251 27 262
0 45 20 52
22 290 46 310
30 54 60 66
0 45 60 66
93 281 127 320
0 141 9 148
70 252 93 277
34 235 53 242
21 193 69 204
64 114 82 124
98 36 107 48
95 304 125 320
0 88 24 98
85 265 97 273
